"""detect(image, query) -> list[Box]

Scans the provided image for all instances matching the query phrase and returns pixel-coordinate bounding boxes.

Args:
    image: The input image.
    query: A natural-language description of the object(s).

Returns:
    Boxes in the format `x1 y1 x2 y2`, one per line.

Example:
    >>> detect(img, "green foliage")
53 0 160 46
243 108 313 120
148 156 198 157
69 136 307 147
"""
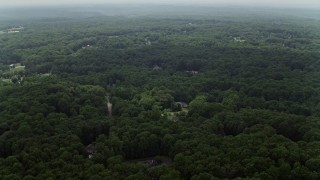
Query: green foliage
0 8 320 179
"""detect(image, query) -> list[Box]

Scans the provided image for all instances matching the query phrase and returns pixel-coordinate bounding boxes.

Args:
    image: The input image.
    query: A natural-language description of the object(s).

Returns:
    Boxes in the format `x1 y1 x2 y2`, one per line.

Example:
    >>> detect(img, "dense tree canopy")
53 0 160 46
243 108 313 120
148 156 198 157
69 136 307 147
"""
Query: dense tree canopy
0 6 320 179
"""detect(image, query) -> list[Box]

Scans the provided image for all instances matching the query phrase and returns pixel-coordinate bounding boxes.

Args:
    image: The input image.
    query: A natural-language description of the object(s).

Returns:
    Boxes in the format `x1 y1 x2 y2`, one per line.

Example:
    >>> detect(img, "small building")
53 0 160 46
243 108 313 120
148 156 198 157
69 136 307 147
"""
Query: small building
85 144 96 156
82 44 92 49
233 37 246 42
177 102 188 108
153 65 162 71
186 70 199 75
186 22 194 26
146 40 152 46
9 64 15 69
139 159 158 167
171 116 179 122
8 31 20 33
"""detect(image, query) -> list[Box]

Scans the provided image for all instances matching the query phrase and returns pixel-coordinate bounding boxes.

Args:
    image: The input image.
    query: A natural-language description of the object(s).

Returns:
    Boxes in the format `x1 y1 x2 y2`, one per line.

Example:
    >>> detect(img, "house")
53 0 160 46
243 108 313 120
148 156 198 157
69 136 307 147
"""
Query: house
233 37 246 42
85 144 96 155
171 116 179 122
177 102 188 108
186 22 194 26
82 44 92 49
186 70 199 75
153 65 162 71
9 64 15 69
139 159 158 167
8 31 20 33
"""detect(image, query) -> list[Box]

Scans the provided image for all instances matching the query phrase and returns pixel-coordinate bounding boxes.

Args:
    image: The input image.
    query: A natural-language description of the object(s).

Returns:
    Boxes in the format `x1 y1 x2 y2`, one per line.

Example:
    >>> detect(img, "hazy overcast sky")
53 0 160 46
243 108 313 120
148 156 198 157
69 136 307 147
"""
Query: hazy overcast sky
2 0 320 7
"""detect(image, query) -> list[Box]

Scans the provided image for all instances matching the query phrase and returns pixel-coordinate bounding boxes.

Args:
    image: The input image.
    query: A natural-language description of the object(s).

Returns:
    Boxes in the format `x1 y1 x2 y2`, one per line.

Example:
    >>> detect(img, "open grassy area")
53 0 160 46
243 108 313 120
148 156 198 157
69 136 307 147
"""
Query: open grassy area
0 78 11 83
11 66 25 72
40 73 51 76
4 64 26 74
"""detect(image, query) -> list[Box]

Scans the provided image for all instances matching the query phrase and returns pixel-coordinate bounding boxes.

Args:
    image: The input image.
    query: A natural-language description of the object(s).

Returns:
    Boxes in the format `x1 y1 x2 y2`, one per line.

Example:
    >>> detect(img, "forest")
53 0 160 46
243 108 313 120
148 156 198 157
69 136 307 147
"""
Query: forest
0 5 320 179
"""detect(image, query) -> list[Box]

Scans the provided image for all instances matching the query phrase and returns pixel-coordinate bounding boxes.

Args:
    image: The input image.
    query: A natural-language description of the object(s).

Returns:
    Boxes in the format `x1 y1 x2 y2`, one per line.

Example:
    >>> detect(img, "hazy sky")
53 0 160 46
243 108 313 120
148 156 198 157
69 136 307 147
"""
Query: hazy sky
2 0 320 7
